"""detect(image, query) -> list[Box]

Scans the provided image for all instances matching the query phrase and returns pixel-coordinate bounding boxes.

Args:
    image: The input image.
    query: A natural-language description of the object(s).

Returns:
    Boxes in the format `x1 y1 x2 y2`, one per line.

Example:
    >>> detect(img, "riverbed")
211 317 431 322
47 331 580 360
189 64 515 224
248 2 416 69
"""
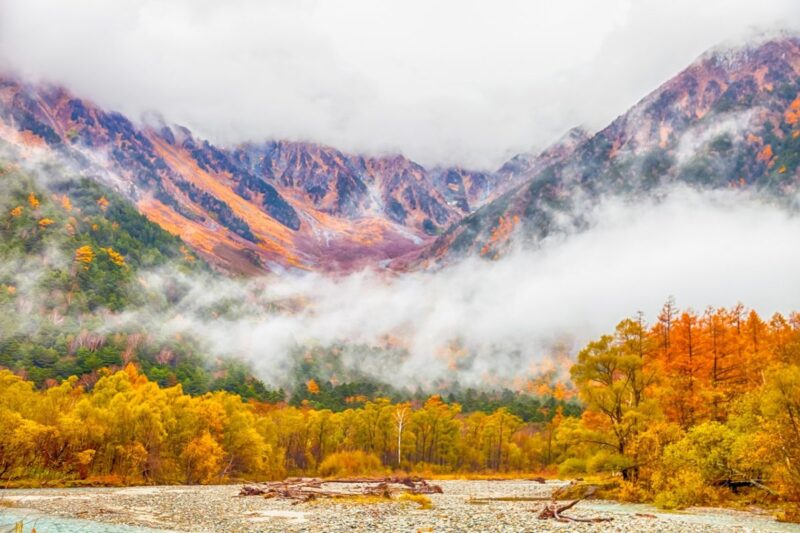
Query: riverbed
2 480 798 532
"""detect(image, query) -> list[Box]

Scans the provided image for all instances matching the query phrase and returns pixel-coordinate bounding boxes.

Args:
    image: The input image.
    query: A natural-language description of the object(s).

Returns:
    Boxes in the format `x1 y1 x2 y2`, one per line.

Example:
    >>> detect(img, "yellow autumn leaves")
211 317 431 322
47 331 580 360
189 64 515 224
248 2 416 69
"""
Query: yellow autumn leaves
74 245 94 264
74 245 126 267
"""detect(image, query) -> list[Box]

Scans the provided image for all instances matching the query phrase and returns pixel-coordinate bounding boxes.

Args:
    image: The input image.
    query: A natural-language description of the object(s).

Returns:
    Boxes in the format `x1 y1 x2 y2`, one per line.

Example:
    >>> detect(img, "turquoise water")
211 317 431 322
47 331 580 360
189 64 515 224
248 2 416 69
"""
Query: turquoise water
0 508 170 533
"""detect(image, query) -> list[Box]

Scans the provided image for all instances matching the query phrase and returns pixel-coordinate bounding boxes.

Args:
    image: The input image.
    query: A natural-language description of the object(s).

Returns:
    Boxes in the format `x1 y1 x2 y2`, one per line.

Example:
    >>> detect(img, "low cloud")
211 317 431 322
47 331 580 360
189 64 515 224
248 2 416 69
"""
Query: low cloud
109 186 800 388
0 0 796 169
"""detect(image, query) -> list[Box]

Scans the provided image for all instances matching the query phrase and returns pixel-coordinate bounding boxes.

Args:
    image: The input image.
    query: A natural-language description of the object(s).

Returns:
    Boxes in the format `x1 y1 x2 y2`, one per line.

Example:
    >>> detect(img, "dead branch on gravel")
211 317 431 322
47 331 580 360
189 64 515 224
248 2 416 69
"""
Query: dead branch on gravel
239 476 443 504
536 485 613 523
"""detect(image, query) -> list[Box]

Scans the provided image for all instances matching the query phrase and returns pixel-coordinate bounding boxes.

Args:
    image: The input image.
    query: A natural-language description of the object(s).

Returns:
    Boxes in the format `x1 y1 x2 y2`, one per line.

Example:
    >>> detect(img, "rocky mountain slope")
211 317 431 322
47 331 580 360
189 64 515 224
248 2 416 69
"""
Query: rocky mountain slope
2 36 798 274
413 36 800 265
0 78 528 273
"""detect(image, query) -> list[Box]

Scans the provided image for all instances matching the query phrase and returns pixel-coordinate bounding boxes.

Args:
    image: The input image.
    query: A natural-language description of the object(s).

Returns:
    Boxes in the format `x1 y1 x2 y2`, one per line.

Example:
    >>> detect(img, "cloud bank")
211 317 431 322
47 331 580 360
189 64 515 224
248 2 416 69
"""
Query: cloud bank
112 186 800 388
0 0 797 168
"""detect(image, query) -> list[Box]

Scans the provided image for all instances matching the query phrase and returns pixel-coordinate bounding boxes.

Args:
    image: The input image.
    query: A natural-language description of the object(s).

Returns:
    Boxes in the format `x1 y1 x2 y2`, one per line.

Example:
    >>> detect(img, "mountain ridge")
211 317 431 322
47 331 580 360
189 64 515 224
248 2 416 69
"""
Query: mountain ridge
0 76 532 273
408 35 800 266
2 36 799 274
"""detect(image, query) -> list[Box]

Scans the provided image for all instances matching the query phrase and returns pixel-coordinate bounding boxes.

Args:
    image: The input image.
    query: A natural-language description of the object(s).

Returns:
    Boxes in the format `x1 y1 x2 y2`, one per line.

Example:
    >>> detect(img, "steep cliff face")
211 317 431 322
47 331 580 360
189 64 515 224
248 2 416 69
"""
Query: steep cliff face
413 37 800 265
0 78 516 273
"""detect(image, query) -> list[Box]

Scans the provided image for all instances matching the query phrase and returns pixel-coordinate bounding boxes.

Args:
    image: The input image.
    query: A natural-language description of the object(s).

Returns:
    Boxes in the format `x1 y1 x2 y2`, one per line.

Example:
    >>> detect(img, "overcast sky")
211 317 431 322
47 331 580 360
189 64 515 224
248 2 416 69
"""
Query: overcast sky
0 0 797 169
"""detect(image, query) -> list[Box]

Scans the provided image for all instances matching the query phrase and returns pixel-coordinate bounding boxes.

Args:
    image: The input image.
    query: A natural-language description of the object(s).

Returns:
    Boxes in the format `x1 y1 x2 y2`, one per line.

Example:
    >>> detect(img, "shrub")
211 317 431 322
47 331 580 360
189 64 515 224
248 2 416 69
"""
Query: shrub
318 451 384 478
586 450 633 474
616 480 649 503
653 470 720 509
398 492 433 509
558 457 586 477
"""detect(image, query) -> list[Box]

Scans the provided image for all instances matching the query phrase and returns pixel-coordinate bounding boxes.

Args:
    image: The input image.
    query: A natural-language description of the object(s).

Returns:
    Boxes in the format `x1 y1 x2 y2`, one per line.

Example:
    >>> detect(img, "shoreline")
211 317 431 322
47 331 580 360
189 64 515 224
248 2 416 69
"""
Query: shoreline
3 480 799 532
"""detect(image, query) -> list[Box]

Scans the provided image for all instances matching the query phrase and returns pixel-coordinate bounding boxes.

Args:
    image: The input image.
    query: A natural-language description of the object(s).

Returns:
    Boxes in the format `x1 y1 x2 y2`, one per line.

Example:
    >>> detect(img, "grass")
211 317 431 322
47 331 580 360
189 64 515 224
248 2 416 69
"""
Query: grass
309 494 390 506
307 491 435 510
467 495 550 504
0 498 17 507
418 471 554 481
398 492 433 509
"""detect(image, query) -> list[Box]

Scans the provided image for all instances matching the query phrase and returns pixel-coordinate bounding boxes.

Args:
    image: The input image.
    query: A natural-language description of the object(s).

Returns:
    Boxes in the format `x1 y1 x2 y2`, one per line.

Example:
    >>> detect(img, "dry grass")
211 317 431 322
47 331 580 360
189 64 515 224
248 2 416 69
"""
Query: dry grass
467 495 550 504
418 471 553 481
398 492 433 509
308 494 390 506
776 507 800 524
0 498 17 507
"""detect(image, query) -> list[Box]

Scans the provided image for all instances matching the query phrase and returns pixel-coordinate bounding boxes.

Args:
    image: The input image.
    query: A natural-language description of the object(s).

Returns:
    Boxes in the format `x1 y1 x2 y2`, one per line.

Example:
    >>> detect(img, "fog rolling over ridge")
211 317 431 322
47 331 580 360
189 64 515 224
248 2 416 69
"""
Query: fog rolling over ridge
116 185 800 389
1 0 796 169
1 17 800 390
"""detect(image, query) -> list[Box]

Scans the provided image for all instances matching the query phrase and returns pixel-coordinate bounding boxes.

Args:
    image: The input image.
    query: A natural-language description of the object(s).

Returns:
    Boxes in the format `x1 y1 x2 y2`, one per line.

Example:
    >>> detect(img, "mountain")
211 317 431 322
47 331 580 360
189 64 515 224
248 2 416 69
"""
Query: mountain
0 158 287 399
413 36 800 264
0 78 515 274
2 37 799 274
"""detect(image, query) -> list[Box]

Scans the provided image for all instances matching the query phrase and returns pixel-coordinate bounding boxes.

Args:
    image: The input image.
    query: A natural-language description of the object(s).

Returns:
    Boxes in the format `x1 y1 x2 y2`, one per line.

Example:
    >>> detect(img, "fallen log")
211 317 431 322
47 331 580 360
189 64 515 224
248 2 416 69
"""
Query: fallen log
322 476 442 493
239 476 443 502
536 486 612 523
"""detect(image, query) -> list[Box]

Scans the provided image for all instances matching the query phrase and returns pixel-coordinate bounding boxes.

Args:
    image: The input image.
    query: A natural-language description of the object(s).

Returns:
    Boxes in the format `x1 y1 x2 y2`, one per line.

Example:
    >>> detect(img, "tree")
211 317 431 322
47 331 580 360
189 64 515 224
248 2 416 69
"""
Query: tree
182 432 224 484
570 319 659 479
394 403 410 467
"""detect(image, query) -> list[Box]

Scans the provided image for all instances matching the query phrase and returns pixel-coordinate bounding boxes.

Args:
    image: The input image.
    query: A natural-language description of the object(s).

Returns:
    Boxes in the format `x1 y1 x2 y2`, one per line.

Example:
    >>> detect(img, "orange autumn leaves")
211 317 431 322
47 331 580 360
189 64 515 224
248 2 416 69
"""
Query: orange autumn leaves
7 193 56 231
565 302 800 508
651 304 788 425
74 245 126 267
785 95 800 126
480 215 520 258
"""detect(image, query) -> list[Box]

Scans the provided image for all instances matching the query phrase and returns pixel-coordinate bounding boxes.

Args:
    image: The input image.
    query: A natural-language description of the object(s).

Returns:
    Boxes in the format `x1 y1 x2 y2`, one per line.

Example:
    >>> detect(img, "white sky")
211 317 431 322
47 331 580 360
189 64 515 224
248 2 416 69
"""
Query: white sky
0 0 797 169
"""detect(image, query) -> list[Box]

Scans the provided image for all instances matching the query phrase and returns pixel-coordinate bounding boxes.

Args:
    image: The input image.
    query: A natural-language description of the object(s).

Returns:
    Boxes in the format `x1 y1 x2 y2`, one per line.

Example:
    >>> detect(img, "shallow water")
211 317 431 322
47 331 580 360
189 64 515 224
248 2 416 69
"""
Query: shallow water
0 507 170 533
586 501 800 532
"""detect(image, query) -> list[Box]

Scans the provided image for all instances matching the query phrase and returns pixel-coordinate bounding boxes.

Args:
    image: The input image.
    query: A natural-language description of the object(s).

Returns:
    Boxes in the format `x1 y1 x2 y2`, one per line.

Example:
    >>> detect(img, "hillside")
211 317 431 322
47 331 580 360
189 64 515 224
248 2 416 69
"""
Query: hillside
2 39 800 274
0 158 283 399
0 78 528 274
413 37 800 264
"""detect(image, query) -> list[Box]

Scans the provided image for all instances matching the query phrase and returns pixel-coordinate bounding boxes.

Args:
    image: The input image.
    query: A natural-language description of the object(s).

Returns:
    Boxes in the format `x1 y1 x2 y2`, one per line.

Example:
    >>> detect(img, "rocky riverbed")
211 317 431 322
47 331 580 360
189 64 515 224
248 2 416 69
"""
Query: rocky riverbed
2 480 798 532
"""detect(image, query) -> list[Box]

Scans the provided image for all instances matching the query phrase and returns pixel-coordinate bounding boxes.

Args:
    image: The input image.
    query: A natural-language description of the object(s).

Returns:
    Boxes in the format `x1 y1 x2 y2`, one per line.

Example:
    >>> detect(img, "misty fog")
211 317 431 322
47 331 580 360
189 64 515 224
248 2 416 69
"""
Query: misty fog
100 185 800 388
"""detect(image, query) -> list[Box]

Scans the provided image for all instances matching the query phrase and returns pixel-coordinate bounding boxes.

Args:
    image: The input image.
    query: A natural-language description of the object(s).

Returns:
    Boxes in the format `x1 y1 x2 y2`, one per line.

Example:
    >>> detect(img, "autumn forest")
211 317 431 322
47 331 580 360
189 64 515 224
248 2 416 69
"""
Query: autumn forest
3 16 800 530
2 302 800 518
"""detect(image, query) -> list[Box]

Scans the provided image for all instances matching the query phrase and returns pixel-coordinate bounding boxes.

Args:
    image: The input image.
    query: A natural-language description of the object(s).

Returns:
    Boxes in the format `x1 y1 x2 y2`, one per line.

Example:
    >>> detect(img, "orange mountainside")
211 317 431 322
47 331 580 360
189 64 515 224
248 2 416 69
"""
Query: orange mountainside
2 37 800 273
0 76 523 273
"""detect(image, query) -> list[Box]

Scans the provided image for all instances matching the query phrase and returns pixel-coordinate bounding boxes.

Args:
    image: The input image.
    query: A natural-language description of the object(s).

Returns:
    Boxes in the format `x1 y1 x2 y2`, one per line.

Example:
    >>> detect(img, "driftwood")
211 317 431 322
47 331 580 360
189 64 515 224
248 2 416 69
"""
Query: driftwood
315 476 443 493
536 485 613 523
471 476 547 484
239 476 443 504
717 471 779 496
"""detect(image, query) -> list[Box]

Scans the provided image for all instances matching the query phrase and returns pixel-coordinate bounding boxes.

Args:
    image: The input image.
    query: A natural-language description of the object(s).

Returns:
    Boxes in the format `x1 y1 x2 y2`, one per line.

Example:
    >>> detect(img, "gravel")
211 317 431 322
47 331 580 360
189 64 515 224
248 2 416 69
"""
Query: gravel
1 480 797 532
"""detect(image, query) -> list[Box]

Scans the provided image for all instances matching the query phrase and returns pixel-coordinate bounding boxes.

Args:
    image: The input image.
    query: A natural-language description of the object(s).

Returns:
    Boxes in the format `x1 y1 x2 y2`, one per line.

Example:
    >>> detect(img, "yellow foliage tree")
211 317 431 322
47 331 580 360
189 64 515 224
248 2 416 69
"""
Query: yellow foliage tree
74 245 94 264
103 247 126 267
182 432 224 484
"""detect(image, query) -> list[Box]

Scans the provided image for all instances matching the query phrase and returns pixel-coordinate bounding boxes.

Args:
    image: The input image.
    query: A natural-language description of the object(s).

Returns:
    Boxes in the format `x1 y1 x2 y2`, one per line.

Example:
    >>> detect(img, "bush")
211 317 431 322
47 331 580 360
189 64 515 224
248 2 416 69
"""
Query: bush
318 451 385 478
558 457 587 477
653 470 720 509
398 492 433 509
616 480 649 503
586 450 633 474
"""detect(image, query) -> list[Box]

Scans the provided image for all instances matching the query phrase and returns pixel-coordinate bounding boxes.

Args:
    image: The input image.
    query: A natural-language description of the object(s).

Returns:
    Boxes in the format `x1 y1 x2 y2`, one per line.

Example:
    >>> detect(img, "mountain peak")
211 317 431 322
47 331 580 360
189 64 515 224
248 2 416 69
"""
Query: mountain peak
413 36 800 265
